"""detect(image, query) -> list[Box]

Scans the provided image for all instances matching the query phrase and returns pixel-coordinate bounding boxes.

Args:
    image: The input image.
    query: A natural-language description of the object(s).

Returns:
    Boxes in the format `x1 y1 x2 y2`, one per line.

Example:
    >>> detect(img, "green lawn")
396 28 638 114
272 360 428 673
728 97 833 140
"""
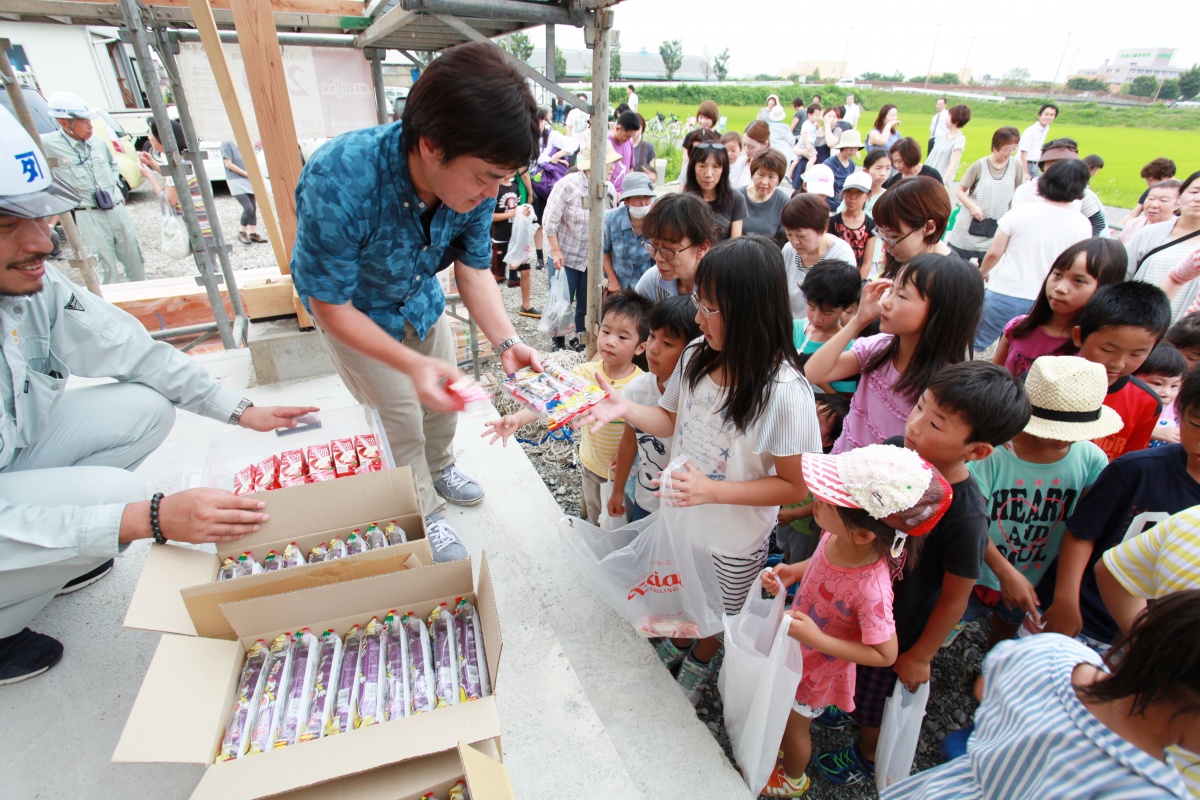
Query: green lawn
636 102 1200 208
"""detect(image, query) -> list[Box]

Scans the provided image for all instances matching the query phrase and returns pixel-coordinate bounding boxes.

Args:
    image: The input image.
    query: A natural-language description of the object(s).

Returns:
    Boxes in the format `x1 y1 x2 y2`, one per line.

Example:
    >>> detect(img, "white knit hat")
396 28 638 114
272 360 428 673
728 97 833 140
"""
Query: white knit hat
1023 356 1123 442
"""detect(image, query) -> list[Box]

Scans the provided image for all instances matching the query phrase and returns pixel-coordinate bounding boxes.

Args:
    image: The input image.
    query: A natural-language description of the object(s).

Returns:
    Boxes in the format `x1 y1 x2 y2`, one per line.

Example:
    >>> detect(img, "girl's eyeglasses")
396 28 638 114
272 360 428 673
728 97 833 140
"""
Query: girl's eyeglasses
643 241 697 262
690 294 720 319
876 227 921 248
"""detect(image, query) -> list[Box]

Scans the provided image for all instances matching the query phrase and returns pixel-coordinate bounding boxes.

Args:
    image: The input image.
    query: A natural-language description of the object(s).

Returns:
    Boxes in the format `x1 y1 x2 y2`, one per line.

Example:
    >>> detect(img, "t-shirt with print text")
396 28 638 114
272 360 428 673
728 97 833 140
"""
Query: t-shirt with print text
1095 375 1161 460
622 372 671 513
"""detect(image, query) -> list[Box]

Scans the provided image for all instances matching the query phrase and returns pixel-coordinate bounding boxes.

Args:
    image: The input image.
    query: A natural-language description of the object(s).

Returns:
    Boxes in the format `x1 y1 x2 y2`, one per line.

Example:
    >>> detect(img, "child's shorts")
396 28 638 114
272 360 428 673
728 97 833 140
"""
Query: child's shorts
713 541 770 616
776 523 819 564
962 586 1026 627
852 663 897 729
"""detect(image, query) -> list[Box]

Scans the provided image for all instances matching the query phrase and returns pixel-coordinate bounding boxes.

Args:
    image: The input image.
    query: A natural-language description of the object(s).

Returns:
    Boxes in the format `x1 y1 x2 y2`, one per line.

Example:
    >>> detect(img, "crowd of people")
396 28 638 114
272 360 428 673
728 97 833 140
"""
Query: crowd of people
4 41 1199 800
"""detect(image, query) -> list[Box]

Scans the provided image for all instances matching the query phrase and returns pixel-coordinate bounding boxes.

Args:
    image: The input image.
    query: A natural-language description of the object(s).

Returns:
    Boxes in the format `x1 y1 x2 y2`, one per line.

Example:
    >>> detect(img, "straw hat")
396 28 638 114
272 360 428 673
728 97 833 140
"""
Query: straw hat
1022 356 1123 442
575 143 622 172
832 130 865 151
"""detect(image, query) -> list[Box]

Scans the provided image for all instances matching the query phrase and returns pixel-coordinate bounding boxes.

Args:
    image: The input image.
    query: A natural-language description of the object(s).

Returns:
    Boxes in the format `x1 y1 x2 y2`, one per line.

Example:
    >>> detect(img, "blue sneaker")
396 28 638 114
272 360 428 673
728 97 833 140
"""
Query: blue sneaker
940 723 974 760
815 746 874 786
813 706 855 730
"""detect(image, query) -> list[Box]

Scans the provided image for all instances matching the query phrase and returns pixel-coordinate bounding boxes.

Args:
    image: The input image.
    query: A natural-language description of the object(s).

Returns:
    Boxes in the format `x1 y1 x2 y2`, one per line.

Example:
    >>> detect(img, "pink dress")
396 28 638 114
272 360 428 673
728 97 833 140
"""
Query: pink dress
792 533 895 712
1002 315 1069 379
831 333 913 454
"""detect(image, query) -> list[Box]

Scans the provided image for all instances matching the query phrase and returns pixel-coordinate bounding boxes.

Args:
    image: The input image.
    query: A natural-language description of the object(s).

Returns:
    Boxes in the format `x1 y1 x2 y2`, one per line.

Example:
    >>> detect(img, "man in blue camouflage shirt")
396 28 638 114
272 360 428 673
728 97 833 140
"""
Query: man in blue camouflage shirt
291 42 543 561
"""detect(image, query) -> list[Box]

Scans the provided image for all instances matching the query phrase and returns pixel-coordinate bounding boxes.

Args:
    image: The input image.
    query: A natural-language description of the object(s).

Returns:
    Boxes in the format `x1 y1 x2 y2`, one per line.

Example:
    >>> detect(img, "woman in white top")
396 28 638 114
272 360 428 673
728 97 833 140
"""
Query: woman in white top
779 193 856 318
1128 170 1200 320
926 104 971 186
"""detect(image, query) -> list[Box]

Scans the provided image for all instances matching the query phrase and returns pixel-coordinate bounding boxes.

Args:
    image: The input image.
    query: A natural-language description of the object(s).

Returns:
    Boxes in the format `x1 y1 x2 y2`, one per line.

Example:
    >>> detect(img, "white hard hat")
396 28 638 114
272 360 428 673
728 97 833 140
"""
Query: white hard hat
0 107 82 218
46 91 95 120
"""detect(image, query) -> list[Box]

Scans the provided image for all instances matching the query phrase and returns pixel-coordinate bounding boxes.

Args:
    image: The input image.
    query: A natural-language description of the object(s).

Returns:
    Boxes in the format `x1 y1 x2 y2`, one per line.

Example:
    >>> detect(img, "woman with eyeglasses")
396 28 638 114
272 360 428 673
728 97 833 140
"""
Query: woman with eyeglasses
871 176 956 281
947 126 1025 265
780 193 857 319
684 141 745 241
633 193 718 303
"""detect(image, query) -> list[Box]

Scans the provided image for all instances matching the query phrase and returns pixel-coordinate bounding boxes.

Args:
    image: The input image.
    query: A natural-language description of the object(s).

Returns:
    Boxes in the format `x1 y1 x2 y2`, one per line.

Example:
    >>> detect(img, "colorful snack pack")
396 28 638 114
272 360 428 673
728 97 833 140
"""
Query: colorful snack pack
279 449 308 488
354 434 382 470
326 625 362 736
404 612 436 715
307 544 328 564
233 465 255 496
275 629 319 748
448 782 468 800
428 603 460 709
355 617 387 729
453 598 490 702
385 519 407 546
299 630 342 743
306 443 336 482
501 364 608 431
281 542 305 569
447 377 489 410
365 522 388 551
261 551 281 572
383 611 412 722
215 639 270 762
218 557 239 582
248 633 294 755
326 537 349 561
237 552 263 577
331 437 358 477
345 530 369 556
252 455 280 492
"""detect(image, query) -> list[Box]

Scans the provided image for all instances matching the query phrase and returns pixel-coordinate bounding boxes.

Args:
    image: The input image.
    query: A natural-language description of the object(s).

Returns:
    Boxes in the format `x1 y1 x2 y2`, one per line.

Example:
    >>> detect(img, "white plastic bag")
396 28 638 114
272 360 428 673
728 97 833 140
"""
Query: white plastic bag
596 474 623 532
718 574 804 794
504 206 538 266
875 678 931 792
159 195 191 260
559 456 726 639
538 265 575 338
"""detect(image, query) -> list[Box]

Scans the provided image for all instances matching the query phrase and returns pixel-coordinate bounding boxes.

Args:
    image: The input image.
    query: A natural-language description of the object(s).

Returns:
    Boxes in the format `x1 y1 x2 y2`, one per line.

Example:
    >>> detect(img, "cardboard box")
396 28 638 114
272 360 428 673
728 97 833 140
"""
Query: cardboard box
125 467 431 639
115 556 504 800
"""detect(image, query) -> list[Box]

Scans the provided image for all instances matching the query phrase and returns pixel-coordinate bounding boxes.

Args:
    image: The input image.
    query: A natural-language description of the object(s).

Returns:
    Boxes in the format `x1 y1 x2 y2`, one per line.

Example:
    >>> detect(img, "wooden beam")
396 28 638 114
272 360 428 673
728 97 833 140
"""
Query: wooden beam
229 0 304 271
355 4 419 47
52 0 365 16
406 0 581 26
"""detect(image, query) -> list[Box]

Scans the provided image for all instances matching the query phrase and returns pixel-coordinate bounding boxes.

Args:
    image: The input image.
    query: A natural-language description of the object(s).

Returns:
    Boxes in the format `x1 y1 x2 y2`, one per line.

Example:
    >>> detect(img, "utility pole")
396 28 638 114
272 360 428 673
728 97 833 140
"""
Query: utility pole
1052 32 1072 88
923 23 941 90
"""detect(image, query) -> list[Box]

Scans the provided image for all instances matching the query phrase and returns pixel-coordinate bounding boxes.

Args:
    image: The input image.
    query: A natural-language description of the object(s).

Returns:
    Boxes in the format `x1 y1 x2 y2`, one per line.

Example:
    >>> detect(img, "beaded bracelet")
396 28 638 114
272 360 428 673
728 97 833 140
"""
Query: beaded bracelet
150 492 168 544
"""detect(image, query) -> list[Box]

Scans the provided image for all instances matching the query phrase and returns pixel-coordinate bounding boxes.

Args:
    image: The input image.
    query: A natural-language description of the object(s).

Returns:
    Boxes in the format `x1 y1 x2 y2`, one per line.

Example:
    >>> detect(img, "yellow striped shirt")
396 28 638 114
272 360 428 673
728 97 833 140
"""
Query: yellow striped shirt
571 361 643 478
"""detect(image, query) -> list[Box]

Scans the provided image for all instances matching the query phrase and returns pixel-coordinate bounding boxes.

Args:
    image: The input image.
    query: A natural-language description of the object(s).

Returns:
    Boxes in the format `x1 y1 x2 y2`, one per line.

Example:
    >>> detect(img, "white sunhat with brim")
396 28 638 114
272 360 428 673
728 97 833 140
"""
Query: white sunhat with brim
802 163 836 198
0 107 82 219
1022 356 1124 442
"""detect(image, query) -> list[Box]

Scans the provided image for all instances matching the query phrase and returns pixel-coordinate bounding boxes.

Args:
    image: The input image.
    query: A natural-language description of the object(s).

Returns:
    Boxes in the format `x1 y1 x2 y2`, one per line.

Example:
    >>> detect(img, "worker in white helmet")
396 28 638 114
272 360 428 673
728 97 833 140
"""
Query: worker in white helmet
0 107 317 685
40 91 145 283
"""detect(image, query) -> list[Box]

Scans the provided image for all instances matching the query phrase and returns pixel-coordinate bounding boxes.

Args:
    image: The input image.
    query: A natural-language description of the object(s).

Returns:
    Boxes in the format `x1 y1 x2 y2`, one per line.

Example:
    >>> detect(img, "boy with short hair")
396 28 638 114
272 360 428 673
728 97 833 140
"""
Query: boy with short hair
485 291 653 523
816 362 1032 786
793 261 861 394
1071 282 1171 460
1039 364 1200 653
608 296 700 523
1133 342 1188 447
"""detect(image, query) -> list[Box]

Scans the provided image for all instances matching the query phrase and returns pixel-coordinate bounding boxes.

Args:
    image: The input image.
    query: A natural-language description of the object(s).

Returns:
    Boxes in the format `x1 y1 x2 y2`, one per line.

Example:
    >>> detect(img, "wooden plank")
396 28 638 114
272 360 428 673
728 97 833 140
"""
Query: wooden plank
230 0 304 269
104 268 296 324
356 3 419 47
52 0 365 15
292 290 314 330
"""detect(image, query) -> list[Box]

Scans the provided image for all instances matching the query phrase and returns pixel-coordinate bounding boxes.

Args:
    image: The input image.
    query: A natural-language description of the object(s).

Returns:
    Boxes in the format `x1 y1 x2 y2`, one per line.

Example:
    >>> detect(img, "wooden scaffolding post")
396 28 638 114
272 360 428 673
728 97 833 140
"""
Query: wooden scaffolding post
584 9 611 357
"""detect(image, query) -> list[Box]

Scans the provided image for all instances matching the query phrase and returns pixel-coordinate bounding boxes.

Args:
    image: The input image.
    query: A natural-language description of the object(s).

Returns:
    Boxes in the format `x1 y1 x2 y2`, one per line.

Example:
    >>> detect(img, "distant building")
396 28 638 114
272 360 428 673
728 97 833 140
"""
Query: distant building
530 47 715 83
1076 48 1182 86
783 59 849 82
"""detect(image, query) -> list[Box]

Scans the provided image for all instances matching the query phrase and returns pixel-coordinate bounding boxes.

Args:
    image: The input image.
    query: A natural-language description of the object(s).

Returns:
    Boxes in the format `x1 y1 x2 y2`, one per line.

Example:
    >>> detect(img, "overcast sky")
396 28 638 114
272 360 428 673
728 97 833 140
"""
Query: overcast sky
548 0 1198 82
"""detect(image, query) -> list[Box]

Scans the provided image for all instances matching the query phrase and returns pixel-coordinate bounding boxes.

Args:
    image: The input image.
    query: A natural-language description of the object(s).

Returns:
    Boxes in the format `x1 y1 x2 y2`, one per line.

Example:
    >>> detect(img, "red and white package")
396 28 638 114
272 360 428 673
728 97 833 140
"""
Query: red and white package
354 434 382 471
354 460 381 475
331 438 358 478
279 449 308 488
253 455 280 492
306 443 335 482
233 465 255 496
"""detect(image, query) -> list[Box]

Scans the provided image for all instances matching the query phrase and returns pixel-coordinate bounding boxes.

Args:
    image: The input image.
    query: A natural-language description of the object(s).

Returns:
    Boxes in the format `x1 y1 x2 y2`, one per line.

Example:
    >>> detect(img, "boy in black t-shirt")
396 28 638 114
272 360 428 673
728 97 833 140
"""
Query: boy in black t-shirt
491 173 540 318
816 362 1032 787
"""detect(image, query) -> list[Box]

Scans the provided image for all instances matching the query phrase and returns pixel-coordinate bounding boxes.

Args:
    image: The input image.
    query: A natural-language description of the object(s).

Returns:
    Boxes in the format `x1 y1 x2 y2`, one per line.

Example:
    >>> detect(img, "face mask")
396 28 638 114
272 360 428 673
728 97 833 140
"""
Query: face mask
628 203 651 219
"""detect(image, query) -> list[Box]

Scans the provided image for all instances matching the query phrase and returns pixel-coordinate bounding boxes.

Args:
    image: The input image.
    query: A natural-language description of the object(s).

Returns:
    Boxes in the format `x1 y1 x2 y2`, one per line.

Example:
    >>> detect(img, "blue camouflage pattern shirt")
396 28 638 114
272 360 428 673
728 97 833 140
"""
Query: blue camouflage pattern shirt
290 122 492 342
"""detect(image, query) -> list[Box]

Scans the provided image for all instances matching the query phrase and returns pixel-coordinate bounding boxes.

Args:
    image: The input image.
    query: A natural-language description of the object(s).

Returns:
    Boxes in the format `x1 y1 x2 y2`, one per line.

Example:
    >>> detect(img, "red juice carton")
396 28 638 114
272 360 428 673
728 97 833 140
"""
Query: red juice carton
279 449 309 488
233 464 255 496
253 455 280 492
331 438 358 477
306 443 335 482
354 434 382 471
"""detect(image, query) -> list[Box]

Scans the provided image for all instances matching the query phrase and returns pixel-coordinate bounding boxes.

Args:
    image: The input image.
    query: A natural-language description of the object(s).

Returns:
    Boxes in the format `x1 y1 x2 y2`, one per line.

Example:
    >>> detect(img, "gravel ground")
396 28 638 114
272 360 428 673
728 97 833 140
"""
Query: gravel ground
481 267 986 798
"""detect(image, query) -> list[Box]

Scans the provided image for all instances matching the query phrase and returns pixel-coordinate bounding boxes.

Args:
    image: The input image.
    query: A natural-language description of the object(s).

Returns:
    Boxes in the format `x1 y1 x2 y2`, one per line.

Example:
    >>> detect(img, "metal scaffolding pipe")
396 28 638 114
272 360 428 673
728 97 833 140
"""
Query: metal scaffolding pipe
583 9 610 357
368 48 387 124
173 29 359 47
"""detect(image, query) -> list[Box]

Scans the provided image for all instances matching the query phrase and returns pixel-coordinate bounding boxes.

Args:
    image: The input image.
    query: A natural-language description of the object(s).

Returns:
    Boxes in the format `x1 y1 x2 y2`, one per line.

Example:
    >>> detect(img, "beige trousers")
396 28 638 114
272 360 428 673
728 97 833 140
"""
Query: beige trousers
316 315 458 517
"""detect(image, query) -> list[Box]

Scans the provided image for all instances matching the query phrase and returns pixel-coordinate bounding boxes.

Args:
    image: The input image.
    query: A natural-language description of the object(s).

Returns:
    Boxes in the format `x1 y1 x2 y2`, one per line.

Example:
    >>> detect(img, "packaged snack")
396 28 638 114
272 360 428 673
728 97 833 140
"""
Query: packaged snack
453 598 490 701
237 552 262 577
307 544 328 564
275 629 319 748
218 557 239 582
248 633 293 755
326 625 362 736
428 603 460 709
354 434 382 470
326 537 348 561
403 613 436 714
385 519 407 546
252 455 280 492
215 639 270 762
354 459 381 475
261 551 281 572
331 437 358 477
448 782 469 800
345 530 368 556
447 377 489 410
281 542 305 569
500 364 608 431
365 522 388 551
233 464 255 496
279 448 308 488
306 443 336 482
355 617 386 728
383 611 411 721
299 630 342 743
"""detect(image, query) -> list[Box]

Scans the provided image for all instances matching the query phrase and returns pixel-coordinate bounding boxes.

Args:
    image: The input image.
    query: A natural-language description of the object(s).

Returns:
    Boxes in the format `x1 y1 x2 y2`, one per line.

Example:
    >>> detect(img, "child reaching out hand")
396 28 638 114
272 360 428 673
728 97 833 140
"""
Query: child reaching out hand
760 445 951 798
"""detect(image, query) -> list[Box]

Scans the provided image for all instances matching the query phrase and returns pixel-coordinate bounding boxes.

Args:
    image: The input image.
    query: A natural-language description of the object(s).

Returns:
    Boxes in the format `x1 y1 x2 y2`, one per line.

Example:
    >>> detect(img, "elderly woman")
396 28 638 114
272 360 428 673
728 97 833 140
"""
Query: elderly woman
602 172 657 293
947 126 1024 263
740 149 789 244
882 137 943 189
780 193 857 318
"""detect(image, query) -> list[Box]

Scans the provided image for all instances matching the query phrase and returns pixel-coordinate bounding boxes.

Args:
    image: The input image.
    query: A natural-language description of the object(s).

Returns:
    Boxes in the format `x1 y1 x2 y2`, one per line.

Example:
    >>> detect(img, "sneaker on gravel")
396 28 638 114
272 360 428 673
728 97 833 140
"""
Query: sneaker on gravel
0 629 64 686
518 306 542 319
433 465 484 506
57 559 114 596
654 638 689 672
762 768 811 797
940 722 974 760
813 705 855 730
814 745 874 786
676 652 713 706
424 515 468 563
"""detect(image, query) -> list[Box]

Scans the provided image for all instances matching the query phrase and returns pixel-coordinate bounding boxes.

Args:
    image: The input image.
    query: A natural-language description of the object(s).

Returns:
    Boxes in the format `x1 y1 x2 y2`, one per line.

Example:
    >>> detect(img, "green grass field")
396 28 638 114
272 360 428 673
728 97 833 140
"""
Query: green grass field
636 102 1200 208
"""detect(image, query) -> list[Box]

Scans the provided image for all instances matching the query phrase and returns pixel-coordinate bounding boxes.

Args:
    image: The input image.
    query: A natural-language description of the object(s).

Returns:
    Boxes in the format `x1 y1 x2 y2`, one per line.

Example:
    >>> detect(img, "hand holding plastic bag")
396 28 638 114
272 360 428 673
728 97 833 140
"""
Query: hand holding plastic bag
504 206 538 267
875 678 931 792
538 266 575 338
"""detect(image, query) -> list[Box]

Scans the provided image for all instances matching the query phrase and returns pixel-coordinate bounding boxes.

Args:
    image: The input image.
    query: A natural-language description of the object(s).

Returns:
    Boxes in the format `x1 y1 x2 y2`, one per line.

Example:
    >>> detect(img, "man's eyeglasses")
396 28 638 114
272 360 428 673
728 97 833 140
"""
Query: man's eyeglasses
692 142 727 152
876 227 921 248
690 293 720 319
643 241 698 262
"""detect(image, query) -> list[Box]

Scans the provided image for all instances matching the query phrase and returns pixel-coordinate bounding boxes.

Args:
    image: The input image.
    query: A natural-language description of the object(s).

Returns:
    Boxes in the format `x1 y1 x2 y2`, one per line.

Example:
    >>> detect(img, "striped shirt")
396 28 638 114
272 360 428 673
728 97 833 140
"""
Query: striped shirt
542 172 615 272
572 360 643 478
882 635 1189 800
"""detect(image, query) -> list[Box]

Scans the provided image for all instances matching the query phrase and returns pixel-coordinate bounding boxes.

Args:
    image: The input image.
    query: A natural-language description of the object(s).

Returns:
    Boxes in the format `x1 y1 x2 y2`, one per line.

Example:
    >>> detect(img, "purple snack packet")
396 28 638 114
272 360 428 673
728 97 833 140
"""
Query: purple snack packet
275 629 318 748
248 633 293 754
326 625 362 736
427 603 459 709
383 611 411 721
403 613 435 714
215 640 269 762
299 630 342 742
453 598 490 701
356 617 386 728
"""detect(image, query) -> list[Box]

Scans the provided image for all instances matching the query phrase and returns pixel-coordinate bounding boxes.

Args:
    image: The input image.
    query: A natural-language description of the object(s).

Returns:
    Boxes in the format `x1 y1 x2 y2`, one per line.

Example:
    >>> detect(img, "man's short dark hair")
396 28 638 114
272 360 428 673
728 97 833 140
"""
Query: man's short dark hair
1037 160 1091 203
1083 154 1104 171
1135 342 1188 379
401 41 539 169
1078 282 1171 343
649 295 701 343
792 96 805 108
602 290 654 342
617 110 641 132
628 84 636 92
802 261 861 312
1038 103 1059 116
926 362 1031 445
1176 364 1200 420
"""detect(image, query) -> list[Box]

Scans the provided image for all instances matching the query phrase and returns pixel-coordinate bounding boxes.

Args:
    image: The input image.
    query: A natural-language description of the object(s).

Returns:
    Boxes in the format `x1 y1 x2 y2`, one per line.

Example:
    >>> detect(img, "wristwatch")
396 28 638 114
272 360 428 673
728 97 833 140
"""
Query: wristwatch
496 336 523 356
229 398 254 425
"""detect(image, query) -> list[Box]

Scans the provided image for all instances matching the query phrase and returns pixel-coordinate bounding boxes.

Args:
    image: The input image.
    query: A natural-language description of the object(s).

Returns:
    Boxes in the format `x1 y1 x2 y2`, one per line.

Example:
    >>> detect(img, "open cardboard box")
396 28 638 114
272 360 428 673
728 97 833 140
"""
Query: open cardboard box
125 467 431 639
115 556 504 800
